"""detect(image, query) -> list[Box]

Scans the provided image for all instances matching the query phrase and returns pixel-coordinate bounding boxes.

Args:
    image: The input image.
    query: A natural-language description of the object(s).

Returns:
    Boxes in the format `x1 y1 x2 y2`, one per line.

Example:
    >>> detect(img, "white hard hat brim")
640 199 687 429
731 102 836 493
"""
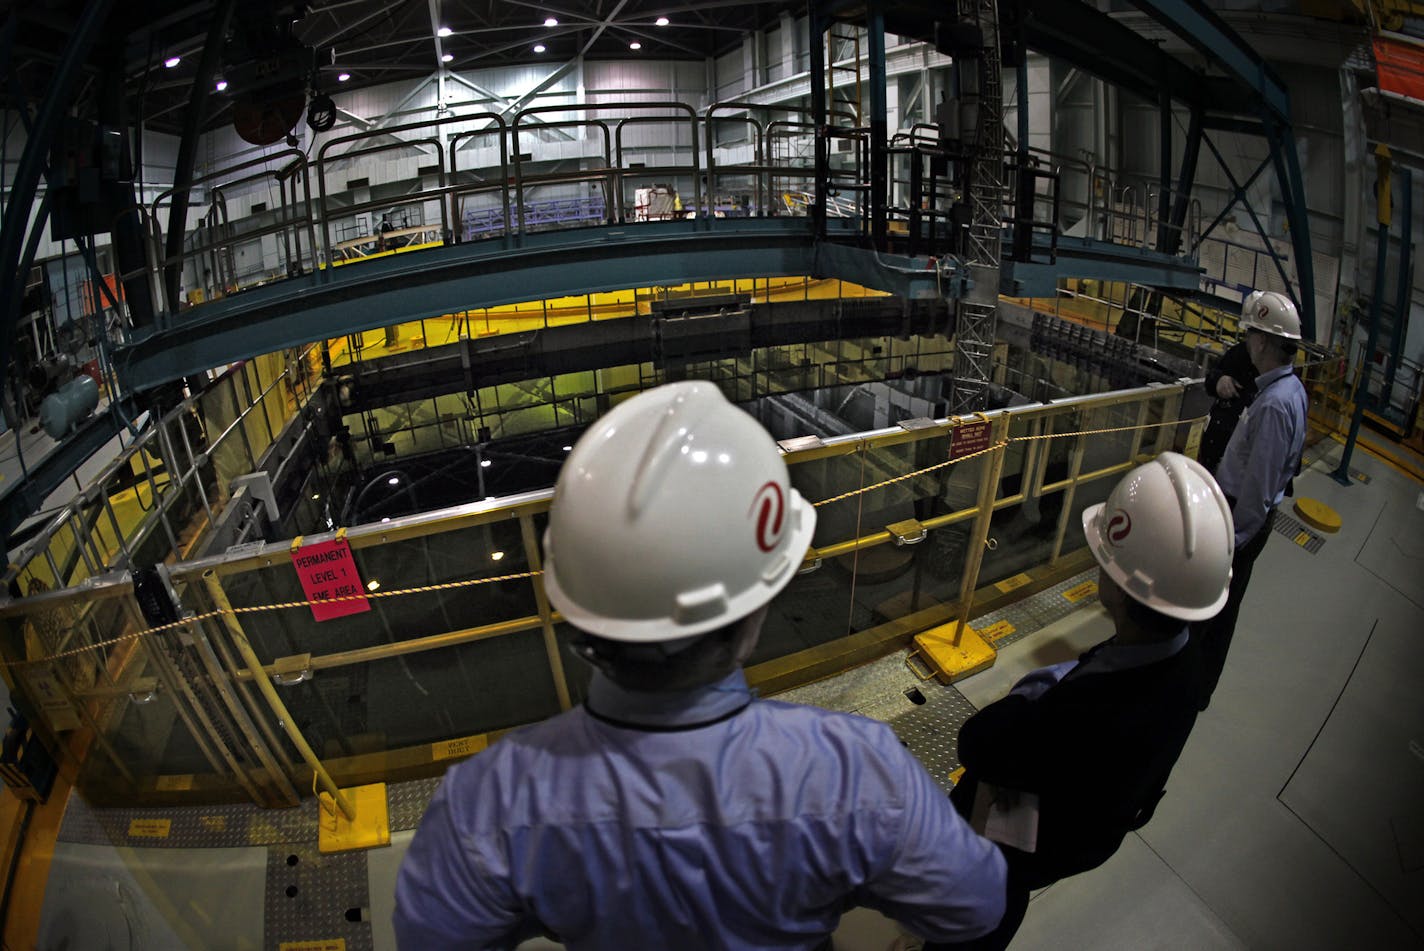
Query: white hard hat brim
1082 502 1230 623
544 489 818 642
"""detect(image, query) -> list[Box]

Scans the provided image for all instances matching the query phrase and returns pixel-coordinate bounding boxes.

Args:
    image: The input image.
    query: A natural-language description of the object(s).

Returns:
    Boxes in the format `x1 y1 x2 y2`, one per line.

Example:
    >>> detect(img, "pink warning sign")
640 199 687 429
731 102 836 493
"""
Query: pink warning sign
949 420 992 461
291 538 372 622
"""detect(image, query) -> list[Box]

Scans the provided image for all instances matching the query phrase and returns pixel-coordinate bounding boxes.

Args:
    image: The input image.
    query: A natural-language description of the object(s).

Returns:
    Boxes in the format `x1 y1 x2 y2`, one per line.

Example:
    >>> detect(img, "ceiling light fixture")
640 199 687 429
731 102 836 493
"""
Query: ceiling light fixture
656 16 669 26
215 80 228 92
544 16 558 26
338 72 351 82
441 52 453 62
491 551 505 561
437 26 452 37
164 56 181 68
533 43 546 53
629 41 641 50
480 459 492 468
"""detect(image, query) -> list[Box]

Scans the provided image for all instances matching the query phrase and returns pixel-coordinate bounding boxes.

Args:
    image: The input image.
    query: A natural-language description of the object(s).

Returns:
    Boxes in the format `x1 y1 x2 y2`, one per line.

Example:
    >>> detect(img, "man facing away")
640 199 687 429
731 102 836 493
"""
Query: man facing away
1194 290 1308 709
935 452 1234 951
394 381 1007 950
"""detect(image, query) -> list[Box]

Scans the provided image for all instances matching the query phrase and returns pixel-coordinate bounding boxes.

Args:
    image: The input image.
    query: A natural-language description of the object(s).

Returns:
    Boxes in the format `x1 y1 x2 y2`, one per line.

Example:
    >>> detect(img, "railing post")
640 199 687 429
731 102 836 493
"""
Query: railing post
519 515 572 711
201 569 354 820
1050 408 1092 565
949 414 1011 646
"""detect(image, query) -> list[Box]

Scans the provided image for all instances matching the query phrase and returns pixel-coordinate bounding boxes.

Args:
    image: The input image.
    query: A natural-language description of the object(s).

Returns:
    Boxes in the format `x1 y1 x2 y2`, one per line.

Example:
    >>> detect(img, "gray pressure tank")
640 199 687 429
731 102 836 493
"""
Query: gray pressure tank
40 375 100 439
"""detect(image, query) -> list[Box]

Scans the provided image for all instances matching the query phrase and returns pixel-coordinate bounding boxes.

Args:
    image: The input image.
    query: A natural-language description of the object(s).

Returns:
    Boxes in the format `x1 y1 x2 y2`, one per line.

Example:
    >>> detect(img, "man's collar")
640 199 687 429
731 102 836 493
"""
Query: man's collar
1254 364 1295 389
585 669 753 731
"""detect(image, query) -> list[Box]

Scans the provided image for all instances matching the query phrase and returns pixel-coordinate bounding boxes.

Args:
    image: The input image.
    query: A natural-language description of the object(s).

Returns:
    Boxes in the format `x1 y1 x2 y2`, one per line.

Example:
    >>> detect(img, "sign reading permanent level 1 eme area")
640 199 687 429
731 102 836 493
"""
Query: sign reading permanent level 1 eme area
291 539 372 622
949 420 992 461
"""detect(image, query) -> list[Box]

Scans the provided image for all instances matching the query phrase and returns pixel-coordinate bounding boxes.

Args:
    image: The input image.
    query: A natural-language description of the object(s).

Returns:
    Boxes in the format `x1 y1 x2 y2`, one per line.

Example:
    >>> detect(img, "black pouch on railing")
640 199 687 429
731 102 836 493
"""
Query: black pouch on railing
133 566 182 628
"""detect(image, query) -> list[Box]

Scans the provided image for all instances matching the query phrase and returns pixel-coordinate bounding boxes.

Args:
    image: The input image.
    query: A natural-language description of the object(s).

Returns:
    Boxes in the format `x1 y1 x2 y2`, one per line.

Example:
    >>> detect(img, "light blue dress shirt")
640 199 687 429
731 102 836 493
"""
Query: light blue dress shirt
1214 364 1308 548
394 669 1007 950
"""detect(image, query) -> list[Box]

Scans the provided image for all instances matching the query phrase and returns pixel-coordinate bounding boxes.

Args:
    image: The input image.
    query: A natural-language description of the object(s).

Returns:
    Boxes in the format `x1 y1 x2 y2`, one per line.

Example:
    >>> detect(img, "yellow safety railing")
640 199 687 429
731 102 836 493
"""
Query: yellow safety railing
0 379 1201 809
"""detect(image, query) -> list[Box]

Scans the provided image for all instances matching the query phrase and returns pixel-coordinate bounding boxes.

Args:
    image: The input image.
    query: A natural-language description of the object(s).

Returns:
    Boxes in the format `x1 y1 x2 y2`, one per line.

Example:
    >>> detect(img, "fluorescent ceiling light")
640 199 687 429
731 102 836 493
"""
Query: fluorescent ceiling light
533 43 546 53
164 56 181 68
629 41 641 50
656 16 669 26
544 16 558 26
437 26 452 37
338 72 351 82
441 52 454 62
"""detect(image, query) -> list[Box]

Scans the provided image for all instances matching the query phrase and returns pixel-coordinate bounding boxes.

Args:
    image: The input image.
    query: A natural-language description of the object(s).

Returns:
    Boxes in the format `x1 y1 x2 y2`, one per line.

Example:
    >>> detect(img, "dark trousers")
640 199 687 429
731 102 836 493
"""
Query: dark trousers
922 847 1031 951
1192 506 1276 710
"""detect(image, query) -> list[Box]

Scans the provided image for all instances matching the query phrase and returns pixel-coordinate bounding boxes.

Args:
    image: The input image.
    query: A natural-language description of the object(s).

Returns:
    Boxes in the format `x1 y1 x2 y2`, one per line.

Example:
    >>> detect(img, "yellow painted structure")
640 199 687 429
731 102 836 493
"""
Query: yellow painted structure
1293 497 1342 534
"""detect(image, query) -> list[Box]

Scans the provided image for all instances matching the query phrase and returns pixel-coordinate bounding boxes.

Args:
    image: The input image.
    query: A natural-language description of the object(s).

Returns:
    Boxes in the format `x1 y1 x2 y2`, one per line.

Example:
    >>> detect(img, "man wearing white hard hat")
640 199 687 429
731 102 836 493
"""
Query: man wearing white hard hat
394 381 1008 950
1194 289 1308 710
935 453 1232 951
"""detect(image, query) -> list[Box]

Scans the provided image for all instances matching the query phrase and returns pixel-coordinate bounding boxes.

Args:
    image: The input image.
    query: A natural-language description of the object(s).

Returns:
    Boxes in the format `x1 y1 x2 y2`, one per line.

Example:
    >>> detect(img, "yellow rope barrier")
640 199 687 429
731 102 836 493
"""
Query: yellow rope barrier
2 571 541 669
812 412 1207 510
6 411 1208 670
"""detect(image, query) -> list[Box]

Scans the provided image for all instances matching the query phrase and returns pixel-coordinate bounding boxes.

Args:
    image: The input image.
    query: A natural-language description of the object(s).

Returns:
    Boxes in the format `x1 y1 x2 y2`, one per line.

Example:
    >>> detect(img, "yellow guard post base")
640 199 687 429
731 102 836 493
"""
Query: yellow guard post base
1293 497 1342 534
318 782 391 853
913 623 997 684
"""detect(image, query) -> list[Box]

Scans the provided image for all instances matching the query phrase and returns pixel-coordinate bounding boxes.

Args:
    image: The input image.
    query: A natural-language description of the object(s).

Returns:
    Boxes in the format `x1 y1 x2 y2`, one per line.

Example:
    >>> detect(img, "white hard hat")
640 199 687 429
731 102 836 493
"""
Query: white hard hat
1081 452 1234 622
1240 290 1302 340
542 381 817 642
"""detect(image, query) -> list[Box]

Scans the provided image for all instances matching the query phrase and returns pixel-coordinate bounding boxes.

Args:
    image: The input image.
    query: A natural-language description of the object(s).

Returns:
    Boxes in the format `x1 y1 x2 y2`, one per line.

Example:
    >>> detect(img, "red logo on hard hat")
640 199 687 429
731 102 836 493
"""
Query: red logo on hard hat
1106 510 1132 545
750 481 786 553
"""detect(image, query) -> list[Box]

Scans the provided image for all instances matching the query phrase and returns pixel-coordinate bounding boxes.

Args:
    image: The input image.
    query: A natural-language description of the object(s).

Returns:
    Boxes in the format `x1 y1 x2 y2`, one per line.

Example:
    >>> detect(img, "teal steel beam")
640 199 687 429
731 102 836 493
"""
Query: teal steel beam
0 0 115 406
1163 105 1202 256
1020 0 1239 114
1121 0 1291 122
162 0 237 311
1202 116 1265 136
1264 116 1317 338
1158 90 1173 243
1010 235 1203 297
111 219 942 392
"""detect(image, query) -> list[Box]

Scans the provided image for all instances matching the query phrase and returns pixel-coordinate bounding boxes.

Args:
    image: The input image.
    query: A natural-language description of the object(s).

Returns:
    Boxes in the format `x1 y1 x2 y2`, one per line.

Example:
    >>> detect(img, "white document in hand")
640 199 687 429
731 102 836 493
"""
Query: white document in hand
970 782 1040 853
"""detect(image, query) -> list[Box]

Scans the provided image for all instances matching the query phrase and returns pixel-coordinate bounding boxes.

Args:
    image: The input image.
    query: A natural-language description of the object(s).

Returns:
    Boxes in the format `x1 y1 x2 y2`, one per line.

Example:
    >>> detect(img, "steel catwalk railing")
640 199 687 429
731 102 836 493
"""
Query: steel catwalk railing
0 379 1203 808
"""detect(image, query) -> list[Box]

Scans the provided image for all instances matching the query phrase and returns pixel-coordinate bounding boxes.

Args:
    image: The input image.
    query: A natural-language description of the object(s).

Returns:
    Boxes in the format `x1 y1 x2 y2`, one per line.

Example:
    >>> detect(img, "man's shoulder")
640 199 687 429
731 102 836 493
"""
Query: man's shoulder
753 700 904 746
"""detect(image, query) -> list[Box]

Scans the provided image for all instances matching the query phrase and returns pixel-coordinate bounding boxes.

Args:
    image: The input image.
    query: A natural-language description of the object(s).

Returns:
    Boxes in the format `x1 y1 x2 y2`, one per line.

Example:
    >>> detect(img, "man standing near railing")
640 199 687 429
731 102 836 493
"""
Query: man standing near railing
1194 290 1308 710
937 452 1234 951
393 381 1008 950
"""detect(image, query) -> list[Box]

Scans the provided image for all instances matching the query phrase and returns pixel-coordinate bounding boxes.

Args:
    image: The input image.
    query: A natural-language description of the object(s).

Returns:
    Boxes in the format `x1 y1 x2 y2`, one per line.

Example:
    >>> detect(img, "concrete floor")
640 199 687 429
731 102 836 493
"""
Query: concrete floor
20 439 1424 950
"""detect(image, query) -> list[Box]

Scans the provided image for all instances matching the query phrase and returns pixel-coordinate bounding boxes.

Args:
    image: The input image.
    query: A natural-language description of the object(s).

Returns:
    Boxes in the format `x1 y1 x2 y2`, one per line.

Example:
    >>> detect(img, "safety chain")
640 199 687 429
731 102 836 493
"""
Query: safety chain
2 571 541 669
7 413 1208 671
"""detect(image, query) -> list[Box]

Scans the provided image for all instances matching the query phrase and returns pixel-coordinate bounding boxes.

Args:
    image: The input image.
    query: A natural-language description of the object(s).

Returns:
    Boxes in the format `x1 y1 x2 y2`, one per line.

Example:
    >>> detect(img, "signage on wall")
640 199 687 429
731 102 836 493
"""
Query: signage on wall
290 538 372 622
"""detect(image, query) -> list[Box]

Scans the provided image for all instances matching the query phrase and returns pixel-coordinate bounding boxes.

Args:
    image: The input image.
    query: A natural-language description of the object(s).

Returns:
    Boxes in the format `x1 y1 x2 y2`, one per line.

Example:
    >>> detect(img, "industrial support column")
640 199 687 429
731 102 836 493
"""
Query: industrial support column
949 0 1006 415
868 8 889 251
810 7 830 243
1332 147 1394 486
